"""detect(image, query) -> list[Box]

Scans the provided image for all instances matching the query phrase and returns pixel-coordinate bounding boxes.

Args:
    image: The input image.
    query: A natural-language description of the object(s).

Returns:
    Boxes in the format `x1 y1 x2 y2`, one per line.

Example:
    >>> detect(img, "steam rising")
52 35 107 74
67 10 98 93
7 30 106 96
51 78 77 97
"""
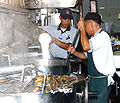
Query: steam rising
39 33 51 65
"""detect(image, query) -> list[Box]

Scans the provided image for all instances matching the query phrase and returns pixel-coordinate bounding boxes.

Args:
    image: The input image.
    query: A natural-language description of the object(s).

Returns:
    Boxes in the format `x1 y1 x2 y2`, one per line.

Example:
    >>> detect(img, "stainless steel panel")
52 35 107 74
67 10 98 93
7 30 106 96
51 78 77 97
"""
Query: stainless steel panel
25 0 77 8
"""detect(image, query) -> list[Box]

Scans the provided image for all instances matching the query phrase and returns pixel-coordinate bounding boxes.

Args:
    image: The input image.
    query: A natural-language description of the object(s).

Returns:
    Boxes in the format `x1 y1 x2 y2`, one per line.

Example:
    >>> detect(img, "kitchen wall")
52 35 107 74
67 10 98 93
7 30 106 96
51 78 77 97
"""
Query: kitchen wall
83 0 120 33
98 0 120 33
0 2 41 66
0 2 30 48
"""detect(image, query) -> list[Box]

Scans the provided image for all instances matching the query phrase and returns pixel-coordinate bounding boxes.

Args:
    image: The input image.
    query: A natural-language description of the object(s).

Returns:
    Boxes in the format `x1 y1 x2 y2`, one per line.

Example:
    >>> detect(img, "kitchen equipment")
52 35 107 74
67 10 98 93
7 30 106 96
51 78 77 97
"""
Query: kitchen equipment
14 58 78 75
25 0 77 8
0 73 86 103
0 92 76 103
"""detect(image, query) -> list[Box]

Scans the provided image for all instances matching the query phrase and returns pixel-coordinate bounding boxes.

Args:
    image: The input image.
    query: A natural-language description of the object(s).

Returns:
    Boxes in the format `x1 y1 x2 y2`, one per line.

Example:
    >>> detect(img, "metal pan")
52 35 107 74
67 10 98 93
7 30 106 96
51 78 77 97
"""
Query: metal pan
0 91 76 103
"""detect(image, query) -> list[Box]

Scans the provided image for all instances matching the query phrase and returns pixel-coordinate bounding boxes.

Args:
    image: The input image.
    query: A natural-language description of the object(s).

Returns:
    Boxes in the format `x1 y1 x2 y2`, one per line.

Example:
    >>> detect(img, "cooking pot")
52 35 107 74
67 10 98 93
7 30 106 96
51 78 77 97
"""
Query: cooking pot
35 58 82 75
0 91 76 103
12 58 73 75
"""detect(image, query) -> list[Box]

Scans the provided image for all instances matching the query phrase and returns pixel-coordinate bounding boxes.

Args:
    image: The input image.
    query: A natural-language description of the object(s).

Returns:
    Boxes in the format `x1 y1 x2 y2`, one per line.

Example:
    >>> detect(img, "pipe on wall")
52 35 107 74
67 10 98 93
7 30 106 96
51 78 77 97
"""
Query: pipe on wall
89 0 97 13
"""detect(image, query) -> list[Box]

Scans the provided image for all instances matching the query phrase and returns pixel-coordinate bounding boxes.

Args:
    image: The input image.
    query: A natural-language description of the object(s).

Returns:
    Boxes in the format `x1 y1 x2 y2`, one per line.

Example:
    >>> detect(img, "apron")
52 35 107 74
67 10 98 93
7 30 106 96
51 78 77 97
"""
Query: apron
87 53 108 103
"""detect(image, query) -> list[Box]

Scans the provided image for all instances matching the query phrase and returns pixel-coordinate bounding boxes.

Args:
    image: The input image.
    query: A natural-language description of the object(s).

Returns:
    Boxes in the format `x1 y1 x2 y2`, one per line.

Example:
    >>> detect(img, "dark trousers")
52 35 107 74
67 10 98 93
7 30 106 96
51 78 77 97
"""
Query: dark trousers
108 85 111 103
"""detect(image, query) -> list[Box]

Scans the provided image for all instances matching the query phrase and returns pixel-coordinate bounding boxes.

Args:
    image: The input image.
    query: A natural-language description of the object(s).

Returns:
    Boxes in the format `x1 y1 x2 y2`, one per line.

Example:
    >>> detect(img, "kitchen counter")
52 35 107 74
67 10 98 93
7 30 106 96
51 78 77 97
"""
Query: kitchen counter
113 48 120 77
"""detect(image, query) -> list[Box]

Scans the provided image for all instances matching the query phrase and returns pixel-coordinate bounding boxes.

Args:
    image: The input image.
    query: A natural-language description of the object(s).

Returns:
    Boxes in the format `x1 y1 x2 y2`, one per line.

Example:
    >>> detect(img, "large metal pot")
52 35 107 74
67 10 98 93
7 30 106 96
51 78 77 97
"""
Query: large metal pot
12 58 73 75
0 91 76 103
0 73 79 103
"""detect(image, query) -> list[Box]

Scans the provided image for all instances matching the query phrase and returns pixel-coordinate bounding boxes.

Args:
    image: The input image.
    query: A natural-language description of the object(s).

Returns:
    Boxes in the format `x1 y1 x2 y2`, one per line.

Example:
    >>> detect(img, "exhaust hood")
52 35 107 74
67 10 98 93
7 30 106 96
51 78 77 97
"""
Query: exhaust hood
25 0 77 8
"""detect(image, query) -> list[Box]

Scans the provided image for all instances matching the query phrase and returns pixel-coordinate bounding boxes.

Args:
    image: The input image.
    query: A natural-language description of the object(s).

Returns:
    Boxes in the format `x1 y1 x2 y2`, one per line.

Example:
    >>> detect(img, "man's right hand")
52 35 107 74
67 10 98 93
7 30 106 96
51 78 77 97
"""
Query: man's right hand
67 44 75 54
77 18 85 32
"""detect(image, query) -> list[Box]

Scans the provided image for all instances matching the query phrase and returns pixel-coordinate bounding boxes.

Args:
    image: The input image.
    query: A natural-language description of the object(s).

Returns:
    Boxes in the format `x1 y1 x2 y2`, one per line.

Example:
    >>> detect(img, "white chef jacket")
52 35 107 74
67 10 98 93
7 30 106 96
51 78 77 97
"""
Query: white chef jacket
88 28 116 86
40 25 79 59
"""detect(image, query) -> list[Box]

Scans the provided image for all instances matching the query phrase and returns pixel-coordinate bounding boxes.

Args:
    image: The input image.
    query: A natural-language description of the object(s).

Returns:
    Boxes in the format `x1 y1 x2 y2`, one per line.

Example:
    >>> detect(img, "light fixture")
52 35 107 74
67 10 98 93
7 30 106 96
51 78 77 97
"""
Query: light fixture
117 13 120 20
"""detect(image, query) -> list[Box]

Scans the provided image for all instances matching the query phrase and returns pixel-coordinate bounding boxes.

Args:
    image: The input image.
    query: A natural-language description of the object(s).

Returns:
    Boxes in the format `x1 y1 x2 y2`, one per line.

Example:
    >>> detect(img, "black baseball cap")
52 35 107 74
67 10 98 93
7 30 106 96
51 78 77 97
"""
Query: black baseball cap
84 12 104 25
60 8 73 20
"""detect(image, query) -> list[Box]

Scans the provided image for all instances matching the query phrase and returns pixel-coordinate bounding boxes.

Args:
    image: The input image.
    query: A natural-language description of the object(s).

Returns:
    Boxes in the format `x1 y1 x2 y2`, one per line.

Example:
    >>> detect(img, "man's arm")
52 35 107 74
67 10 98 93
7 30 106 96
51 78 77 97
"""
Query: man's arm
67 45 87 59
52 37 70 50
77 18 90 51
40 28 70 50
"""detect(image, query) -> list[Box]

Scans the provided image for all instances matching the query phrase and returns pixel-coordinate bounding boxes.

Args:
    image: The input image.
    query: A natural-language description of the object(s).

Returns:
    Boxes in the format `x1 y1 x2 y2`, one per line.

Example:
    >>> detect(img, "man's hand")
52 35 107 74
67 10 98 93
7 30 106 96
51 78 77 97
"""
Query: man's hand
67 44 75 54
67 44 88 59
77 18 85 32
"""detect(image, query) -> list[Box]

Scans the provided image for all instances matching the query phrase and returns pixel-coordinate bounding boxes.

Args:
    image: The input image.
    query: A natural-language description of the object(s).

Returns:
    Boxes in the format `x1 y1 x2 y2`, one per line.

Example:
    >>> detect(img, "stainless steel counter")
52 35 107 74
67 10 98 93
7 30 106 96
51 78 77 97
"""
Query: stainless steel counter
114 53 120 77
